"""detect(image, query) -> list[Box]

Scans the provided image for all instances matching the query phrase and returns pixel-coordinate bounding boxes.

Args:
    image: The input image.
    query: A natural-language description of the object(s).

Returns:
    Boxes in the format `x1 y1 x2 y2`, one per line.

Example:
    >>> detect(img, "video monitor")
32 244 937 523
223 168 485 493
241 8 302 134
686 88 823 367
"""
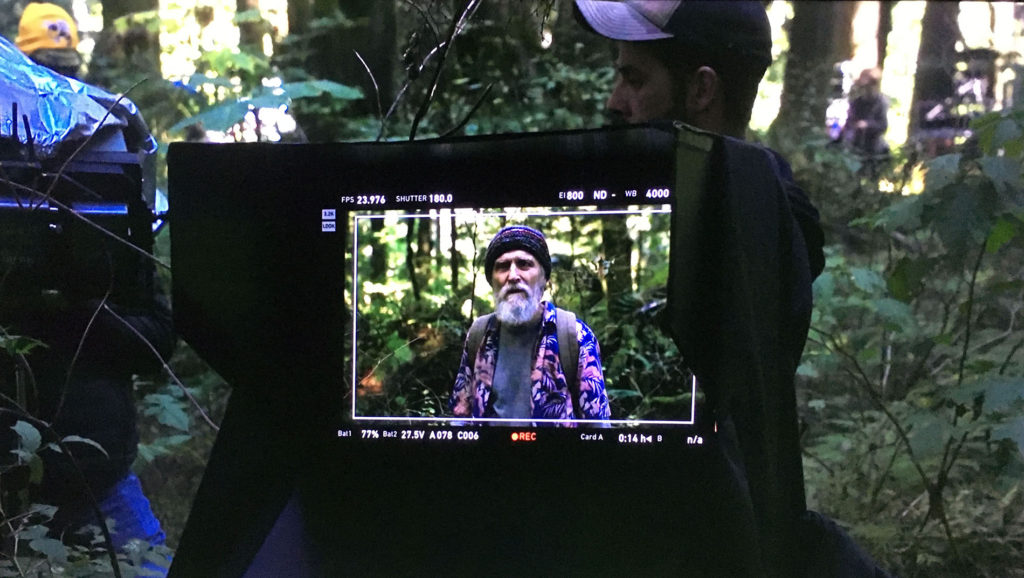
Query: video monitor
170 123 715 450
167 123 781 575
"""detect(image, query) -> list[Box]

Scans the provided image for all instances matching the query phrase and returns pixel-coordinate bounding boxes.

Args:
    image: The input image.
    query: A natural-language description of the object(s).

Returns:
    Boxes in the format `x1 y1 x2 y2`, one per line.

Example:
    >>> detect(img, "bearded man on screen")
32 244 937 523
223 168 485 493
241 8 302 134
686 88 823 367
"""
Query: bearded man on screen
450 225 609 424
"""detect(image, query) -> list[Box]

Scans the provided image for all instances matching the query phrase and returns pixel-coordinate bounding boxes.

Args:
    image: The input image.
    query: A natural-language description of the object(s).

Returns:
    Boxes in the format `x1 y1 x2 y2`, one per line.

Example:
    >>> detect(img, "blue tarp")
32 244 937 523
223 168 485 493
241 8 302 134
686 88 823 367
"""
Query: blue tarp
0 35 156 157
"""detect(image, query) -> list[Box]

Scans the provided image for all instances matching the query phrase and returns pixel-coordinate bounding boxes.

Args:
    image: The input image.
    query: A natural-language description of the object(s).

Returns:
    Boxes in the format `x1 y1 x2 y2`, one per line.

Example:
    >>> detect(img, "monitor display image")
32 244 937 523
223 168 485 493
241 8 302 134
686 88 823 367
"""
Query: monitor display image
346 201 696 430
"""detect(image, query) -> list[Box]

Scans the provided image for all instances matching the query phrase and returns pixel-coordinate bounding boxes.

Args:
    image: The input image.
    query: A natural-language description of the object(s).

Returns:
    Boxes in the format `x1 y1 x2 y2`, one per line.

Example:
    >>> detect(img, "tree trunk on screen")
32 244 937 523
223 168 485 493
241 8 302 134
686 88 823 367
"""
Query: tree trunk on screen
771 2 850 143
909 1 961 138
369 220 387 282
417 215 433 285
406 218 421 301
450 215 459 294
601 215 632 313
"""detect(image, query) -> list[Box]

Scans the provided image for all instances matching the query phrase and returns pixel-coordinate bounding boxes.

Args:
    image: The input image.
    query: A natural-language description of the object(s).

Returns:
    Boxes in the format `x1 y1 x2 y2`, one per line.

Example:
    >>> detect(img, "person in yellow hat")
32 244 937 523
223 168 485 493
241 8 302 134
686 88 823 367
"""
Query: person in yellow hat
15 2 83 78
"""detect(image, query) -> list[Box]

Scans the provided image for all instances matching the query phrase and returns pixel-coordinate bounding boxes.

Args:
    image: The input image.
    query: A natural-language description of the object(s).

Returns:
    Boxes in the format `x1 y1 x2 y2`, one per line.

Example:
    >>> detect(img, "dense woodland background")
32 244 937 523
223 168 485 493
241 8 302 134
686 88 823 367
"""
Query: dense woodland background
1 0 1023 575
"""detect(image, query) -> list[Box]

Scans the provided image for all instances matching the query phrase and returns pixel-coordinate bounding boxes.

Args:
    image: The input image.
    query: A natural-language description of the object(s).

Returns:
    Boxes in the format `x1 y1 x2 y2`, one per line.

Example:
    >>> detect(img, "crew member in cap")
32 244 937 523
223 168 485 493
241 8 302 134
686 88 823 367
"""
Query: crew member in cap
575 0 825 336
450 225 609 424
574 2 890 577
15 2 83 78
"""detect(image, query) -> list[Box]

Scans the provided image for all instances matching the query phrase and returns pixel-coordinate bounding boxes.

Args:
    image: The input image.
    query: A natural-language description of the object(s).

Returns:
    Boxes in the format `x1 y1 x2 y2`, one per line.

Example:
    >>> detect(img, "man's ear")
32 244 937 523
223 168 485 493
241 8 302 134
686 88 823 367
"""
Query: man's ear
686 66 720 114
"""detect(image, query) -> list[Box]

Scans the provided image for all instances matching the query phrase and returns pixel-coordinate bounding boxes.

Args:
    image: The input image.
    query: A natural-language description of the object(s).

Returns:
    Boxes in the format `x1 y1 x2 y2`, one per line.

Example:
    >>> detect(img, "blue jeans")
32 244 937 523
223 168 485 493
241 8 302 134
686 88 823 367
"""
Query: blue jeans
65 472 169 574
96 472 166 551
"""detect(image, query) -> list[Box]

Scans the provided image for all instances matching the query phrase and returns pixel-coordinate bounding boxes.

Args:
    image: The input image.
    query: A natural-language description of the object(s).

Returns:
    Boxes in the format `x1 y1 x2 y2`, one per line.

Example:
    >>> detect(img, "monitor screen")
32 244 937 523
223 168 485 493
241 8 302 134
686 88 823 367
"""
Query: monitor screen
171 123 715 449
342 186 701 447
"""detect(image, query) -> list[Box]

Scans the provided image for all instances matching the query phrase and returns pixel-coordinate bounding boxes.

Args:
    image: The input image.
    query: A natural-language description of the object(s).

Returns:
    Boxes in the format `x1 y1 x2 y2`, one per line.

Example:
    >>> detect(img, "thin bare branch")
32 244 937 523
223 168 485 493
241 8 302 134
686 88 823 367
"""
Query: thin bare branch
957 241 987 388
353 50 384 132
54 268 114 421
101 304 220 432
439 83 494 138
409 0 483 141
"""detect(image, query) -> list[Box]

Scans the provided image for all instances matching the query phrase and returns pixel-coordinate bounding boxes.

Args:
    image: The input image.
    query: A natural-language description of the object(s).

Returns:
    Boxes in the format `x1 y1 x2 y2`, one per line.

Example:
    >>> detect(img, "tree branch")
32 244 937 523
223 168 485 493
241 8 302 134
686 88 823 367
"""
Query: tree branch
408 0 482 141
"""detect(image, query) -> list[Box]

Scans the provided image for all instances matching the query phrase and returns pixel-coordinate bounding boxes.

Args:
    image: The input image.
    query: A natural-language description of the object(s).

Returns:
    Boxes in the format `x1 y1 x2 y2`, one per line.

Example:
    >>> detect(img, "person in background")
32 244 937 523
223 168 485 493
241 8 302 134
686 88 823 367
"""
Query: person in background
15 2 83 78
842 67 891 163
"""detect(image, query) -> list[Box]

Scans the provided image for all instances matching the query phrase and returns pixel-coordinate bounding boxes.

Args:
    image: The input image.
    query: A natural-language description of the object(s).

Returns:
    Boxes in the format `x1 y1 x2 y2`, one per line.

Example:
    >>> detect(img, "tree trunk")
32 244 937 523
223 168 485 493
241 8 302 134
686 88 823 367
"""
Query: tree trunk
237 0 262 52
317 0 396 116
909 1 961 138
88 0 160 89
832 1 858 64
288 0 312 36
878 1 895 70
771 2 851 144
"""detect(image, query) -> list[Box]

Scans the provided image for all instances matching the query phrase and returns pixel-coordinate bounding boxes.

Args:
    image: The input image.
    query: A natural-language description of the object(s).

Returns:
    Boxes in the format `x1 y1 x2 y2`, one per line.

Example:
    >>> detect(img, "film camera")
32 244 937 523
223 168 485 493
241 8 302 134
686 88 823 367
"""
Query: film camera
0 111 159 319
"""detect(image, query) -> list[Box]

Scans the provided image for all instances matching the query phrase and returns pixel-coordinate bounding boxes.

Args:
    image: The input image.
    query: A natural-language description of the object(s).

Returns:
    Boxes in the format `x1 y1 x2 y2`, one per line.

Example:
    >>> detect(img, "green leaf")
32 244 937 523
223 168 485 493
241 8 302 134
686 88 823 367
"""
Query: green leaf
872 298 916 332
143 393 191 432
29 503 57 520
183 73 235 90
990 116 1024 153
986 216 1021 254
385 334 414 365
932 182 995 255
850 267 886 294
887 257 931 302
992 417 1024 456
199 49 263 75
906 413 951 459
282 80 363 101
924 154 962 191
812 272 835 302
949 376 1024 412
61 435 109 458
169 100 252 133
606 389 643 399
29 536 68 564
797 364 820 378
12 421 41 454
859 196 922 232
20 525 48 540
0 334 47 356
979 156 1022 198
248 92 290 109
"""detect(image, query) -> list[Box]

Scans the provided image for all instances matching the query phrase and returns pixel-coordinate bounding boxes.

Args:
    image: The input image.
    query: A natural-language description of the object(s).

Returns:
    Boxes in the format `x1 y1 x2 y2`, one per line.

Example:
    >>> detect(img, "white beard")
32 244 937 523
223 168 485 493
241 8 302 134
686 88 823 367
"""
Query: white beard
494 281 543 326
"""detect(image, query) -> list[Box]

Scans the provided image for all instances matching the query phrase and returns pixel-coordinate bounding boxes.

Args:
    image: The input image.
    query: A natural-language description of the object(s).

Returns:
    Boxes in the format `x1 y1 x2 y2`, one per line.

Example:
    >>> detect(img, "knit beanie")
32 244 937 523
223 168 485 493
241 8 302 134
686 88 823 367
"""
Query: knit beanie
16 3 79 55
484 225 552 280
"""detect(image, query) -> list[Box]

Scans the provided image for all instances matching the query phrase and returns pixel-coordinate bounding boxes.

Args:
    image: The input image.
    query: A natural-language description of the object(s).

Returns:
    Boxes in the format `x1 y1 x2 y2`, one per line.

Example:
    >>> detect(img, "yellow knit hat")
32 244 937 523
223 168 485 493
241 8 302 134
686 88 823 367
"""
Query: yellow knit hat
15 3 80 55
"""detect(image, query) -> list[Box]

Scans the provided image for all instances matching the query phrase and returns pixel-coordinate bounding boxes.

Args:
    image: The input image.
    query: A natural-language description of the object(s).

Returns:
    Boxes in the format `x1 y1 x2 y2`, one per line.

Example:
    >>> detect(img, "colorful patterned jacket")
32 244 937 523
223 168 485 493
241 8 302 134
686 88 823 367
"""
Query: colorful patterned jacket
450 301 610 423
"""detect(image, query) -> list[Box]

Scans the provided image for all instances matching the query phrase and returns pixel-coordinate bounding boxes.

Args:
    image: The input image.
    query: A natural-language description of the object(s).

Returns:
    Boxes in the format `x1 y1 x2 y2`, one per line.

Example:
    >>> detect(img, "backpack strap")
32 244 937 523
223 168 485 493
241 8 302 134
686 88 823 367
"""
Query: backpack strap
555 307 581 419
465 313 493 362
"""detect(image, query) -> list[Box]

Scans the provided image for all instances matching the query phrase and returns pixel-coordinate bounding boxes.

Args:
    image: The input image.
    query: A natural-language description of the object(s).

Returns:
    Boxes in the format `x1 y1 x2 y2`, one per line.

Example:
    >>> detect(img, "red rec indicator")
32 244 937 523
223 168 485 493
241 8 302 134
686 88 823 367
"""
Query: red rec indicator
510 432 537 442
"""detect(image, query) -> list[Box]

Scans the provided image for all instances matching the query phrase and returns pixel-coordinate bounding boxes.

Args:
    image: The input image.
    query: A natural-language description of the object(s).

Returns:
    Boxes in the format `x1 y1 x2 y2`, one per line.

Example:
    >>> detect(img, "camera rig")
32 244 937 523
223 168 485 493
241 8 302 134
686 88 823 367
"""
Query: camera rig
0 38 161 318
0 119 155 314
